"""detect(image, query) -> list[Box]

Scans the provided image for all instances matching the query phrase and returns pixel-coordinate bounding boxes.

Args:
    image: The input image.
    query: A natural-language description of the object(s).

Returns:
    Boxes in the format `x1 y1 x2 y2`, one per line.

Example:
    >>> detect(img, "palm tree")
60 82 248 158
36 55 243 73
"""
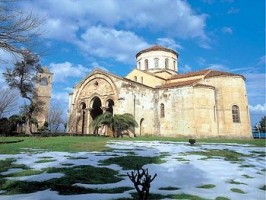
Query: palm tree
90 112 138 137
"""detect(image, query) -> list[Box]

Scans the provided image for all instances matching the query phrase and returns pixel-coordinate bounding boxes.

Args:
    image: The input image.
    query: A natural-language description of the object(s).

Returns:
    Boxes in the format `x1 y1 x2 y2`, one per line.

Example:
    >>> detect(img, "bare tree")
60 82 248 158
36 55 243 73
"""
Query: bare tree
0 0 43 60
0 87 18 118
48 105 64 132
3 51 44 135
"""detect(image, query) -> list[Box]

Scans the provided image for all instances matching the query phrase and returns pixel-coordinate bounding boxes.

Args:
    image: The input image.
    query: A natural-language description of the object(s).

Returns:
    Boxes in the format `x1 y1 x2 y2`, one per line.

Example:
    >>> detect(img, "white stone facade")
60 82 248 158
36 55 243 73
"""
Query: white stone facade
68 45 251 138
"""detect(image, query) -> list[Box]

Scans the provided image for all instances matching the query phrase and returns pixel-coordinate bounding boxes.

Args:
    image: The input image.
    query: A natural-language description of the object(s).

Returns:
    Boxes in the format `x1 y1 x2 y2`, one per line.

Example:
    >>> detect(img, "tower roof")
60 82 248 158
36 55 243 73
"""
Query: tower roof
136 45 178 58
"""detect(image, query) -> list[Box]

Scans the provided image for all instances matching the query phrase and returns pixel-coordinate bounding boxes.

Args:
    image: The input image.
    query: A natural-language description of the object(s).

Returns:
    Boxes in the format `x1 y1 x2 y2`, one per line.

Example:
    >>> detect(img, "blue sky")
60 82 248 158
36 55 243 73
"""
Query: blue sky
0 0 265 127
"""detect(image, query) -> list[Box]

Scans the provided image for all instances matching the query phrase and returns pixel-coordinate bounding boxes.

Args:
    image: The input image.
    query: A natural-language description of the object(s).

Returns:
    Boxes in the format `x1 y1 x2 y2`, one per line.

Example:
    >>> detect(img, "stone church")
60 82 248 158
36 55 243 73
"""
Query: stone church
68 45 251 138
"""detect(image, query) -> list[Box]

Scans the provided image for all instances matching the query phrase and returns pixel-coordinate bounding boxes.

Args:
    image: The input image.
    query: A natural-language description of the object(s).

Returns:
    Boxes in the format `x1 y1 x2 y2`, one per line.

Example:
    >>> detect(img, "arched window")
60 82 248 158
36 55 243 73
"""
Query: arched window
138 62 141 69
232 105 240 123
173 60 176 70
141 77 143 84
145 59 148 70
160 103 165 118
154 58 159 68
165 58 169 69
40 77 48 86
134 76 137 82
106 99 114 114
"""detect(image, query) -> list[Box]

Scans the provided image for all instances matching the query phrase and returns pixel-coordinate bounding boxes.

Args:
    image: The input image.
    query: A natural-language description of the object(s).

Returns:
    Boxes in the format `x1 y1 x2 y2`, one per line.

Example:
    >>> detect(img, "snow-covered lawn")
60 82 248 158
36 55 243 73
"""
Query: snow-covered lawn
0 141 265 200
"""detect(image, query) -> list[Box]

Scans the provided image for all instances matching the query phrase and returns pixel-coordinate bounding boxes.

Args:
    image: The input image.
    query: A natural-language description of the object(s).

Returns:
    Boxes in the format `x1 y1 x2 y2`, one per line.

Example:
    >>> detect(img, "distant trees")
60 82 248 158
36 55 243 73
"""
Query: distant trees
0 88 18 118
0 0 43 60
255 116 266 133
91 112 138 137
48 105 65 132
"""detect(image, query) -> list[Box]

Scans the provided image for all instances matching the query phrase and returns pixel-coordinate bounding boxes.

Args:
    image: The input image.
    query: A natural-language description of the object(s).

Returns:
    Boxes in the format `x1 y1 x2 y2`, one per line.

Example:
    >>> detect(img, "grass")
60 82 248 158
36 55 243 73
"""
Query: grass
0 165 125 195
197 184 216 189
226 179 247 185
230 188 246 194
0 158 29 173
6 169 44 177
182 149 245 162
99 155 164 170
159 186 180 190
65 156 87 160
120 193 206 200
242 174 253 178
0 136 111 154
0 136 265 154
259 185 266 191
35 159 57 163
215 197 230 200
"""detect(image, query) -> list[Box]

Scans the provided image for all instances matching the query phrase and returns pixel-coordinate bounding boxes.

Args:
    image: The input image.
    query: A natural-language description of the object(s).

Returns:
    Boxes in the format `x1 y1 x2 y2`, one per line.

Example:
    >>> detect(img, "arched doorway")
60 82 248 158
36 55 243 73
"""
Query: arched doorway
90 97 103 120
106 99 114 114
140 118 144 136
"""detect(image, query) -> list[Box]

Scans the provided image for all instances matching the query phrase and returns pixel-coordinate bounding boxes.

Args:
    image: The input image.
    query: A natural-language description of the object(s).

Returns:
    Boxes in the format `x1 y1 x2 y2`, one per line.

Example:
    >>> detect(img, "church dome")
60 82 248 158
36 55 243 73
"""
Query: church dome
135 45 179 73
136 45 178 57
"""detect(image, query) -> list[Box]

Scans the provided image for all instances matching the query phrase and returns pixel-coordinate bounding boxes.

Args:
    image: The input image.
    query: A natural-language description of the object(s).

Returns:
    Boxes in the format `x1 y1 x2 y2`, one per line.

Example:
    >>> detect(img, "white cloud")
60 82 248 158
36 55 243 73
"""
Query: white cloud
77 26 149 63
180 64 192 73
249 104 266 114
257 55 266 66
222 27 233 34
156 38 183 50
18 0 208 42
207 63 228 71
49 62 91 82
227 7 240 14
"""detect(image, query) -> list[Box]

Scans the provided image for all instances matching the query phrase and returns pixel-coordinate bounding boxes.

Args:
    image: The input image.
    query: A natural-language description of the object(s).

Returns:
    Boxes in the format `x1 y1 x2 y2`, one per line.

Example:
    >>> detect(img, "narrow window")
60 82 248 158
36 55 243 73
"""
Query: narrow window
232 105 240 123
145 59 148 70
141 77 143 84
134 76 137 82
138 62 141 69
160 103 165 118
154 58 159 68
173 60 176 70
165 58 169 69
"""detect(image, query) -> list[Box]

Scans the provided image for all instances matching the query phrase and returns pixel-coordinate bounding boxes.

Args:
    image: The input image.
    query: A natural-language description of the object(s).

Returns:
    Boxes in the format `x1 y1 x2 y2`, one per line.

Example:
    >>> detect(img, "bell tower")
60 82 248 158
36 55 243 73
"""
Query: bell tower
35 67 53 127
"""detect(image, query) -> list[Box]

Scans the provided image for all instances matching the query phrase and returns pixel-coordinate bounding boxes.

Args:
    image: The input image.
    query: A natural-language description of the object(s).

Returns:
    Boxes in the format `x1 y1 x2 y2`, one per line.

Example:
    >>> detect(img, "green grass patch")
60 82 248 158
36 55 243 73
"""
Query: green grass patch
66 156 87 160
61 163 74 166
259 185 266 191
0 136 111 154
239 164 255 168
0 158 28 173
226 179 247 185
182 149 245 162
38 156 53 159
176 157 190 162
99 155 164 170
242 174 253 179
0 136 265 154
120 193 206 200
35 159 56 163
6 169 44 177
159 186 180 190
197 184 216 189
230 188 245 194
215 197 230 200
0 165 125 195
46 165 122 184
0 178 133 195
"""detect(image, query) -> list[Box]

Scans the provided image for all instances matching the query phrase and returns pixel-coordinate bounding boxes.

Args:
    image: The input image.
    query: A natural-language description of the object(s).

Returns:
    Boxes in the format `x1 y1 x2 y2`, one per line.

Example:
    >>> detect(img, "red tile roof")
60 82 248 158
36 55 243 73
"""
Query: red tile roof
156 79 201 89
136 45 178 57
205 70 245 80
170 69 245 80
